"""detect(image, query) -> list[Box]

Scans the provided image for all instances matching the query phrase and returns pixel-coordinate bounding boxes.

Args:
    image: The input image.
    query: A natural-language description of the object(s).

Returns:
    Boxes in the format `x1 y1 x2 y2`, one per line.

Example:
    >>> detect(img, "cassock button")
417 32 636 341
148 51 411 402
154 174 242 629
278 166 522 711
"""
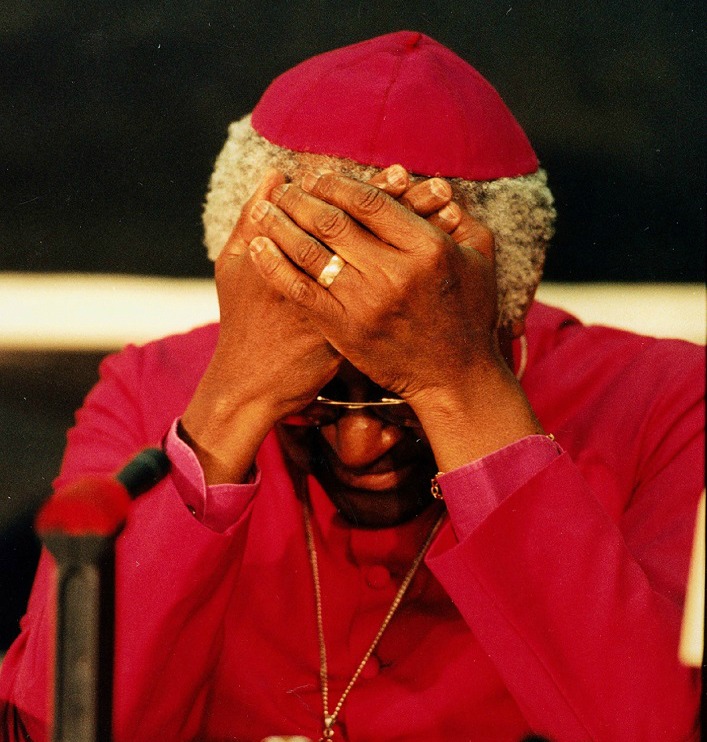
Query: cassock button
365 565 392 590
186 504 197 516
361 654 381 679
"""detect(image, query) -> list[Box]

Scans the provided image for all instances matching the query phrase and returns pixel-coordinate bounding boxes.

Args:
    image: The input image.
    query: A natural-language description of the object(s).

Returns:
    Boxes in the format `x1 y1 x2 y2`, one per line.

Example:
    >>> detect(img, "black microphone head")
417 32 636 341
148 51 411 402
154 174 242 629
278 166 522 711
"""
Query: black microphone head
115 448 170 498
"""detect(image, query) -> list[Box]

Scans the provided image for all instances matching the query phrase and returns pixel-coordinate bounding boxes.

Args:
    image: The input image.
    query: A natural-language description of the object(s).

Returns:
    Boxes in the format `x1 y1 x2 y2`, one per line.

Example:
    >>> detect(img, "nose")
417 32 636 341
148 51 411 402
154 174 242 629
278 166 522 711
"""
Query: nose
320 411 405 469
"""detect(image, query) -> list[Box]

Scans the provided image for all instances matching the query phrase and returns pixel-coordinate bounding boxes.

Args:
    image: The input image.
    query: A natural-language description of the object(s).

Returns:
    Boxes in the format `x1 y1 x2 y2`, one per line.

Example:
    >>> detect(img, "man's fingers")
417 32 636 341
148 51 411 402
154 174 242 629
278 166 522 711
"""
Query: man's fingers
367 164 410 197
366 168 455 224
301 171 438 253
268 182 392 269
399 178 453 216
449 210 495 263
221 168 287 257
248 236 343 318
426 202 463 234
250 199 344 281
370 171 460 235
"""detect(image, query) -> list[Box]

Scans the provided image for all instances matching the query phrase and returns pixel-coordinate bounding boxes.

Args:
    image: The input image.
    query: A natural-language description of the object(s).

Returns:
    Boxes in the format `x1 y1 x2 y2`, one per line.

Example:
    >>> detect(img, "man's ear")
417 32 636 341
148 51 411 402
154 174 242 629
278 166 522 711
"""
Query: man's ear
508 283 540 339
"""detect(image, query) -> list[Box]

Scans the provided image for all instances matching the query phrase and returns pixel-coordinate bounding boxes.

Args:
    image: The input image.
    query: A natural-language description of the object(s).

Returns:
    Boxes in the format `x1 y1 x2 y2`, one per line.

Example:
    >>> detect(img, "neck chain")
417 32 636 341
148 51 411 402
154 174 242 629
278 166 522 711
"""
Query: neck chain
303 500 446 741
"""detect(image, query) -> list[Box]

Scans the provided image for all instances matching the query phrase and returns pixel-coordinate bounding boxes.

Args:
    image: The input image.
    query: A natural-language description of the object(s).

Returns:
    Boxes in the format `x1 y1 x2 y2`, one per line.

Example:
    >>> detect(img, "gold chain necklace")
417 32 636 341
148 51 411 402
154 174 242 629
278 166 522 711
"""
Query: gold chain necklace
303 500 446 741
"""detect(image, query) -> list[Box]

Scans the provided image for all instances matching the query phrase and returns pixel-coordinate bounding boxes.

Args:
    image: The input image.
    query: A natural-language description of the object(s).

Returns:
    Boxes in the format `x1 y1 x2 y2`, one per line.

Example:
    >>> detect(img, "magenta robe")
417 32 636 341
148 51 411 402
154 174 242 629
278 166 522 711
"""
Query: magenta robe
1 303 703 741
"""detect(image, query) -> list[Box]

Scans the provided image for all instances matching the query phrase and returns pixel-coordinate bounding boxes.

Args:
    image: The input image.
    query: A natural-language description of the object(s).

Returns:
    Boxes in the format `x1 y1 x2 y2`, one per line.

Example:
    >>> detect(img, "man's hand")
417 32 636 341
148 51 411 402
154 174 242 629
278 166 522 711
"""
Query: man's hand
180 169 341 484
179 166 462 484
248 171 542 469
211 169 341 419
247 171 496 400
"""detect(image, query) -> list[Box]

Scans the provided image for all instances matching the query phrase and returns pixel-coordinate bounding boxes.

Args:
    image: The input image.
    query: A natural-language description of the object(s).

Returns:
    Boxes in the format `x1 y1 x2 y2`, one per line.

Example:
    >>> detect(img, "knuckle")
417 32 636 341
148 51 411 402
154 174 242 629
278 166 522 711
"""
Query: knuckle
294 237 324 271
314 174 336 198
257 252 282 279
421 230 449 260
313 206 349 241
268 182 292 206
274 183 302 212
353 184 389 216
375 267 410 305
415 238 451 277
215 250 236 275
288 277 316 307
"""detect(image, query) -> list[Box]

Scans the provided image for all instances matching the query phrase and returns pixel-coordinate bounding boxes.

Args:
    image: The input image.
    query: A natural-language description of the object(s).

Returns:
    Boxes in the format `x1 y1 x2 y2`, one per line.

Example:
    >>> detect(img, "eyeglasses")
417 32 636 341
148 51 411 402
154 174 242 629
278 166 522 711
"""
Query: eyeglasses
281 395 421 428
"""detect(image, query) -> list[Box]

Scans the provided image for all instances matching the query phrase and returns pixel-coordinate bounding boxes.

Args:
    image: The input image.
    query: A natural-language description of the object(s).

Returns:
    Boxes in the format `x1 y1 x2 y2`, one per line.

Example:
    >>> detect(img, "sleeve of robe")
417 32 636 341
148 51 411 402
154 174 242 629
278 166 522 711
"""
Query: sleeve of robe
426 335 704 742
0 337 264 742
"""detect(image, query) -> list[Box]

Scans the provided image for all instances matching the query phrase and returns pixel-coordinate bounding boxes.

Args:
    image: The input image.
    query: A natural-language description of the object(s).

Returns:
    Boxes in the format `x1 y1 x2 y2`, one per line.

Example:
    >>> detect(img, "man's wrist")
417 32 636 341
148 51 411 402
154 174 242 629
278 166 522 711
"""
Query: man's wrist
408 360 543 472
180 381 278 485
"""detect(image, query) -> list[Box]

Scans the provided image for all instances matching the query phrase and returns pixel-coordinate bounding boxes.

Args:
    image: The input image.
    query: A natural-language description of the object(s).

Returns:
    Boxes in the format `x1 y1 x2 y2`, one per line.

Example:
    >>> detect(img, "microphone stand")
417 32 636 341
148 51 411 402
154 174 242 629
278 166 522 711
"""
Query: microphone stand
35 449 169 742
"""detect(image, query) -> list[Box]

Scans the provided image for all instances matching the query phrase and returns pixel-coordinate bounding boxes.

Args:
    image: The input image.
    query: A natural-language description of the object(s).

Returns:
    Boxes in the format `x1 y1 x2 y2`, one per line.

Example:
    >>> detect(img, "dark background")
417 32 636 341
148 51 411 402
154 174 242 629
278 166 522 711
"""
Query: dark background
2 1 704 281
0 1 704 648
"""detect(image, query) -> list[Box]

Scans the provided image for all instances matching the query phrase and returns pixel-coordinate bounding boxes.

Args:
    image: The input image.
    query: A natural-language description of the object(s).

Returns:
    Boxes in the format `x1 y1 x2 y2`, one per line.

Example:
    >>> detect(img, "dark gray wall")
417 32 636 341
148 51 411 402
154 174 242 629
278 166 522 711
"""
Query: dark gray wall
2 1 704 281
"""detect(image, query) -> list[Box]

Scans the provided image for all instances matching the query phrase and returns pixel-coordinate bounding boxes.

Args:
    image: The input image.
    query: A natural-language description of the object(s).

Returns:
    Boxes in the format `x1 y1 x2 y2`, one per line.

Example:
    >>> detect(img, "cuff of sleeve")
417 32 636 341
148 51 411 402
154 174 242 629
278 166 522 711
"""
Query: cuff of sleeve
439 434 561 539
164 418 260 533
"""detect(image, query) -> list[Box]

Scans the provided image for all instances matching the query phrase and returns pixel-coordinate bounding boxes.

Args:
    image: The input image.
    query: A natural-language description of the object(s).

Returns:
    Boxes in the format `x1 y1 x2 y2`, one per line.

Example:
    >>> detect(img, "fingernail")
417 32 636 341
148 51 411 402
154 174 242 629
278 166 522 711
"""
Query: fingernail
270 183 289 204
438 202 459 222
251 200 270 221
301 171 320 192
249 236 268 253
385 164 407 188
430 178 451 199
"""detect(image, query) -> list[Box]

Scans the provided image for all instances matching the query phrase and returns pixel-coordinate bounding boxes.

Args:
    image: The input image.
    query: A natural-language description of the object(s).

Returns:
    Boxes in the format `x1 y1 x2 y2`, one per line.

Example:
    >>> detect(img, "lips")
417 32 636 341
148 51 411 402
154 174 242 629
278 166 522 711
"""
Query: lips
305 426 434 499
321 440 422 492
329 461 416 491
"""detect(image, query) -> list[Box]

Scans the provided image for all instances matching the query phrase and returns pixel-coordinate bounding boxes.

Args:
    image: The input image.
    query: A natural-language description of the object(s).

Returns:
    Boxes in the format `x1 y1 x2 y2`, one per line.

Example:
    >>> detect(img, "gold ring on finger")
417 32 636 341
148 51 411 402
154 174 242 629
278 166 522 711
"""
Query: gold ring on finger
316 254 346 288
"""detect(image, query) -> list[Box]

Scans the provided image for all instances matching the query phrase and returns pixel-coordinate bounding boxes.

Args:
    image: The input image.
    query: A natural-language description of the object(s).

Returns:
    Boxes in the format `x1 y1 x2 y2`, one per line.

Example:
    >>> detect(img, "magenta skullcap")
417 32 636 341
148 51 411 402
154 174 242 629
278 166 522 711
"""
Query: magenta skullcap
251 31 538 181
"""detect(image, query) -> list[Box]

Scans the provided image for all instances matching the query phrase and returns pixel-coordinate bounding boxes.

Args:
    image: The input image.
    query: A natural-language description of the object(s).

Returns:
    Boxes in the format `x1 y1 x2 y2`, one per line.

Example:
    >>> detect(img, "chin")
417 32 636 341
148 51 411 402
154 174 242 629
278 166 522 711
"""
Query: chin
314 464 437 529
330 488 436 529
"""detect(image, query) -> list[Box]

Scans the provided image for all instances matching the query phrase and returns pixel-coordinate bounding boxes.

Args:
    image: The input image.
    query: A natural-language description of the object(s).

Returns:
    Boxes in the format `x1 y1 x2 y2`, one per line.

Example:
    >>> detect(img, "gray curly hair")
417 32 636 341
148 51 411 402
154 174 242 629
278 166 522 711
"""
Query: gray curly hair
203 114 555 328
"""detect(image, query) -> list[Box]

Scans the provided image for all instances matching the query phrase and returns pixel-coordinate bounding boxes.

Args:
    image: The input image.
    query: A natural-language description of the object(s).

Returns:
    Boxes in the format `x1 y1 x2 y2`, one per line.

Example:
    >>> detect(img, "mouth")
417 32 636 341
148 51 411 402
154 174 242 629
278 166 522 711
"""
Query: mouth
328 461 416 492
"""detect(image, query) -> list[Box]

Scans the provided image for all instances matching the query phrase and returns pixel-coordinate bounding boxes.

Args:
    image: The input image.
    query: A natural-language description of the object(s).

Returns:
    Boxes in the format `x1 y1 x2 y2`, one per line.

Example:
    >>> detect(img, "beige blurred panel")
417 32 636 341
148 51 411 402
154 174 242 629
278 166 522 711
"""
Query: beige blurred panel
536 283 705 344
0 273 704 351
679 491 705 667
0 273 218 351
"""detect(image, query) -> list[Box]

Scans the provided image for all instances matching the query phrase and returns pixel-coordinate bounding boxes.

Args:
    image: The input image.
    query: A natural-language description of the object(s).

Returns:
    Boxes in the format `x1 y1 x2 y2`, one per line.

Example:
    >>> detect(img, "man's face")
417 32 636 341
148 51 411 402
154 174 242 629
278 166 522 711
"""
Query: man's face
276 361 438 528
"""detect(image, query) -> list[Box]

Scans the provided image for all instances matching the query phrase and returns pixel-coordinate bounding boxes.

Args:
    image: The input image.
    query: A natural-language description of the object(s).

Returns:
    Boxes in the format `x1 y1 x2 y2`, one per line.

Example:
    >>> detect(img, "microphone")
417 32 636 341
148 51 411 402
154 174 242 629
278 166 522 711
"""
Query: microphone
36 447 170 539
35 448 170 742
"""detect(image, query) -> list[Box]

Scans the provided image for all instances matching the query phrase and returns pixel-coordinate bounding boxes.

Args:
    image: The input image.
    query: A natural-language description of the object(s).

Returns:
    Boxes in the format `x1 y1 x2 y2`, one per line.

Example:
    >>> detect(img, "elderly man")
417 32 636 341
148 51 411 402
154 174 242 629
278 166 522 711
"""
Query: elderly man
0 31 703 742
